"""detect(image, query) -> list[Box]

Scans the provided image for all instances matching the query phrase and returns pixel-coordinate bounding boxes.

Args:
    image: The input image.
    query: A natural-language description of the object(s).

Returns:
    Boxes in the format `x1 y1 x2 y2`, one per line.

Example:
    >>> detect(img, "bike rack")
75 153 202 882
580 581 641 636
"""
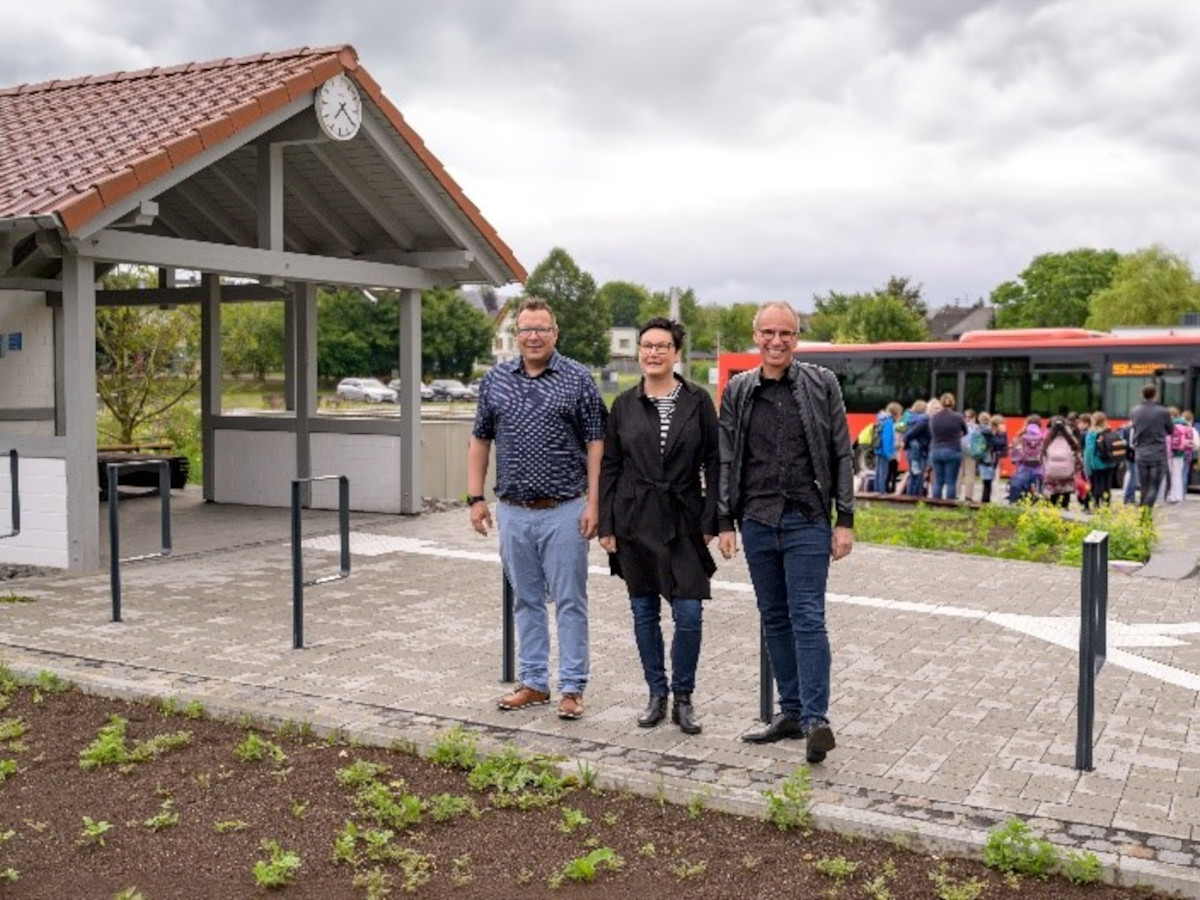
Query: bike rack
759 622 774 723
107 460 172 622
0 450 18 540
291 475 350 650
501 572 516 682
1075 530 1109 771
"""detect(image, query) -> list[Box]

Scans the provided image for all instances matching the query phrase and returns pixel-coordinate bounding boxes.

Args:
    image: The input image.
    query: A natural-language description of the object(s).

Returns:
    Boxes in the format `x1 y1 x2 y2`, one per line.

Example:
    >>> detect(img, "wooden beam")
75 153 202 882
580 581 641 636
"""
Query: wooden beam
309 143 417 248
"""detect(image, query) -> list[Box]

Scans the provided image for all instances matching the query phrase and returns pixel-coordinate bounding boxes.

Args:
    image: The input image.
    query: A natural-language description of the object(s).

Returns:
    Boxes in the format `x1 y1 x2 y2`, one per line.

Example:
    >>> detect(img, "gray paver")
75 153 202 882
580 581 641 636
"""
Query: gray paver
2 487 1200 897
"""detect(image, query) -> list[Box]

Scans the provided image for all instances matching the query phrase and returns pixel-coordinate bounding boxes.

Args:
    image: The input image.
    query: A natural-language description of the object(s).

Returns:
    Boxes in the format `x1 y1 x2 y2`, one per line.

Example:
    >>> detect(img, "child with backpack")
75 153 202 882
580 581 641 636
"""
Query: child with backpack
1041 416 1082 508
1085 411 1118 507
1167 406 1195 504
978 413 1006 503
1007 414 1044 503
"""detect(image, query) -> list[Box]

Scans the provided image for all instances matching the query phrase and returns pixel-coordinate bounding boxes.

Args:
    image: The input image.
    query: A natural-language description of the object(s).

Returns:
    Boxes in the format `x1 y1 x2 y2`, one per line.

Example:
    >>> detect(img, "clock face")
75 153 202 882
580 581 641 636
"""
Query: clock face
316 73 362 141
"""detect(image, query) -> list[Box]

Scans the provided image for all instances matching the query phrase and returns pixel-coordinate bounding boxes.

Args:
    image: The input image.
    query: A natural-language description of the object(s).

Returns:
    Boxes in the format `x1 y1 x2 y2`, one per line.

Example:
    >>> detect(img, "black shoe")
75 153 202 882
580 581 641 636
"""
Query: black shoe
672 693 702 735
803 720 836 764
637 695 668 728
741 712 804 744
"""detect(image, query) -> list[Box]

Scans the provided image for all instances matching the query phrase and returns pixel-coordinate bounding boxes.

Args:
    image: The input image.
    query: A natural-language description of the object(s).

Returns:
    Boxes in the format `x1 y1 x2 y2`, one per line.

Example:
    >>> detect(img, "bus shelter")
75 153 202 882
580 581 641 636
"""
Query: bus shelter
0 45 525 571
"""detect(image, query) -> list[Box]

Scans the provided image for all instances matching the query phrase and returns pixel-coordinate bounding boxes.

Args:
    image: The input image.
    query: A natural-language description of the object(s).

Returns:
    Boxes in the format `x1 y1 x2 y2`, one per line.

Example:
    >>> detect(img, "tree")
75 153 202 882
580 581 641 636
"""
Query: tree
316 288 400 379
598 280 650 328
717 303 758 353
990 248 1119 329
807 276 928 343
222 302 284 380
524 247 609 367
96 267 199 445
1086 245 1200 331
420 288 494 381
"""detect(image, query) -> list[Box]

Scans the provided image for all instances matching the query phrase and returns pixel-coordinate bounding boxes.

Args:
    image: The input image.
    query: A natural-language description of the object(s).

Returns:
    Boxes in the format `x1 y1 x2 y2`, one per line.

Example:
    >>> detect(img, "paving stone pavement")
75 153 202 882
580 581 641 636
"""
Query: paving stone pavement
2 487 1200 896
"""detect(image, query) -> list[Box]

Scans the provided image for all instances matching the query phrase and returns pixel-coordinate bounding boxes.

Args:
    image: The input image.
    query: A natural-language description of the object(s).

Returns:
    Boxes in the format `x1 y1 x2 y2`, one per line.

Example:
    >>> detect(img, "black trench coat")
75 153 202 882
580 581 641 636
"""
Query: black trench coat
598 377 719 600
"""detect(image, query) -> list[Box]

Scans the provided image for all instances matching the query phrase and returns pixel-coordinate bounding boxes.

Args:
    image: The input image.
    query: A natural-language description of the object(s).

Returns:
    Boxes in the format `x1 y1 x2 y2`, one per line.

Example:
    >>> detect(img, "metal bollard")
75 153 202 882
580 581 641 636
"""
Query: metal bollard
759 622 774 723
1075 530 1109 771
501 573 516 682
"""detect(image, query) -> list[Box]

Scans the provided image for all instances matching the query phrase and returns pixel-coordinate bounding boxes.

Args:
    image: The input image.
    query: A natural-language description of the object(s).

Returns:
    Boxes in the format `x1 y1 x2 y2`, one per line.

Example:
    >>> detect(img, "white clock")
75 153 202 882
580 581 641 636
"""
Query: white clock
315 73 363 141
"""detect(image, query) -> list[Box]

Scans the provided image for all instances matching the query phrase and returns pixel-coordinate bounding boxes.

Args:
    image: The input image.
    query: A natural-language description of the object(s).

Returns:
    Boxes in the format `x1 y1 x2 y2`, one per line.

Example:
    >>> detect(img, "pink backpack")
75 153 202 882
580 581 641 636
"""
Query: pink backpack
1043 436 1075 480
1170 422 1194 454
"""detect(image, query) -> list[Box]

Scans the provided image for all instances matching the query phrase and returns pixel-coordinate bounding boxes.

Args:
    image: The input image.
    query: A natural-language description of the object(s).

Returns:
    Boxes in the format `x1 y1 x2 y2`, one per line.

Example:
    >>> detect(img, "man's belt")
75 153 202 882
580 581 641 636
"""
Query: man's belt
499 495 578 510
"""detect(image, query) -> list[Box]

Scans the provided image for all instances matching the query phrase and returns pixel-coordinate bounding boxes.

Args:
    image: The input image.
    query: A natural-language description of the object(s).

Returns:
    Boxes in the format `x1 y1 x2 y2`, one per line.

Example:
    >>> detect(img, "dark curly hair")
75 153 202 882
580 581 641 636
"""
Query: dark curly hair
638 317 686 349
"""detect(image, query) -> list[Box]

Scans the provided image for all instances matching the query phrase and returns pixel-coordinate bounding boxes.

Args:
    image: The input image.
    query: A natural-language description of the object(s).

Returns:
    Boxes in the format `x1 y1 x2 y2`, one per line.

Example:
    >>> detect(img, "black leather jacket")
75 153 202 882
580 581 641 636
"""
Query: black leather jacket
717 360 855 532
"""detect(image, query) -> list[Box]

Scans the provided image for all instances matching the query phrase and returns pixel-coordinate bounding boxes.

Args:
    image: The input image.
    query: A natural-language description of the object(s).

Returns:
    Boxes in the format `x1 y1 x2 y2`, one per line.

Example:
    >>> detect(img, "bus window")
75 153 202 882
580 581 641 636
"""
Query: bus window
832 357 932 411
1160 370 1186 411
992 357 1028 416
1030 362 1099 418
1104 376 1149 419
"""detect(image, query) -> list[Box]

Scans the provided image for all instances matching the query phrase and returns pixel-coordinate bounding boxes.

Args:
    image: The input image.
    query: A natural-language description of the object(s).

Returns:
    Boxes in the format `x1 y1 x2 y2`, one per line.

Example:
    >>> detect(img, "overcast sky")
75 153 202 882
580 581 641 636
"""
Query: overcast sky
5 0 1200 310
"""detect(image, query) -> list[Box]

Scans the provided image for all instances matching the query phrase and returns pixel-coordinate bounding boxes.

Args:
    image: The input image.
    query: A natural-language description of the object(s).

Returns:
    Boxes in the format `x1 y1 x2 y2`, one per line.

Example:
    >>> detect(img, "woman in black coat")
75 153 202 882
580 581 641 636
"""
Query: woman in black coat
599 318 719 735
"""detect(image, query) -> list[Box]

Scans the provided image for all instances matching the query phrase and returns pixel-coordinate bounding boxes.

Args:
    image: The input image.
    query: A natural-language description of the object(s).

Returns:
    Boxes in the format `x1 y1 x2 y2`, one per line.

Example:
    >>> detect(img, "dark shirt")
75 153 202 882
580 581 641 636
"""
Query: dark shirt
1129 401 1173 464
742 375 823 526
472 350 608 501
930 409 967 450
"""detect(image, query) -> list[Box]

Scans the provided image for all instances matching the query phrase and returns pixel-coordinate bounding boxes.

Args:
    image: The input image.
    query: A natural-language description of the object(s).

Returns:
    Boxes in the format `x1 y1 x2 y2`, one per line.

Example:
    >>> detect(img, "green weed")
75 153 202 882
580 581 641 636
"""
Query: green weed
467 744 569 806
79 716 192 770
214 820 249 834
424 792 479 822
143 800 180 831
351 866 392 899
354 780 422 831
929 862 984 900
252 839 301 889
233 732 287 765
763 765 812 830
672 859 707 880
814 855 859 881
427 724 478 770
555 846 623 885
0 718 26 742
1060 848 1104 885
559 805 590 833
77 816 114 846
0 759 16 783
334 758 391 789
982 818 1059 878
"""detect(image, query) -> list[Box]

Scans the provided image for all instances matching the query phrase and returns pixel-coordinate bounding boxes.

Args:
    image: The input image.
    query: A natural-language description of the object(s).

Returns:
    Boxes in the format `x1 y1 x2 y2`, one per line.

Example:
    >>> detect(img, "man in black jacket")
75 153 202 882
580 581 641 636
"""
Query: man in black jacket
717 301 854 763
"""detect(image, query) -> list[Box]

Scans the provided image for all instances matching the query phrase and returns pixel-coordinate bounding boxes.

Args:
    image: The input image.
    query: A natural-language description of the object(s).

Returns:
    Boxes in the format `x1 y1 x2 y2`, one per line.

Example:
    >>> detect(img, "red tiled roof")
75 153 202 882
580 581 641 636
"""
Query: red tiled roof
0 45 525 281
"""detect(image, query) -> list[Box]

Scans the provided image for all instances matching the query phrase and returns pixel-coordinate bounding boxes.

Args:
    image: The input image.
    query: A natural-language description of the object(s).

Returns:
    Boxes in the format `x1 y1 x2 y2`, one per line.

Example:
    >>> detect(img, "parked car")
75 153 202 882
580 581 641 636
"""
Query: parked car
387 379 435 401
465 381 481 399
428 379 474 401
336 377 398 404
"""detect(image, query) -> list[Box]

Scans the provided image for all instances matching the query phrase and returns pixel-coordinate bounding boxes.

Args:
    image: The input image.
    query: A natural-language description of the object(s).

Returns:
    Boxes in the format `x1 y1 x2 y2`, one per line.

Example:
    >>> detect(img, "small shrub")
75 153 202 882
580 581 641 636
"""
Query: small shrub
335 758 390 789
982 818 1059 878
424 793 478 822
77 816 114 846
252 839 301 889
143 800 180 832
814 855 859 881
672 859 707 880
559 805 590 833
79 715 192 769
0 759 17 783
234 732 287 765
763 765 812 830
427 725 478 770
929 862 985 900
1060 848 1104 885
556 847 623 884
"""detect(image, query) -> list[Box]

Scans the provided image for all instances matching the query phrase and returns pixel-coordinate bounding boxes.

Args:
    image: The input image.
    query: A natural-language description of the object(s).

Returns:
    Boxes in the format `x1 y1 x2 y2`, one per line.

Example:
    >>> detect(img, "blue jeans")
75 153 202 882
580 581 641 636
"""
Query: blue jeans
740 514 833 725
874 455 890 494
905 451 926 496
930 446 963 500
497 497 589 694
1123 462 1138 503
630 596 702 695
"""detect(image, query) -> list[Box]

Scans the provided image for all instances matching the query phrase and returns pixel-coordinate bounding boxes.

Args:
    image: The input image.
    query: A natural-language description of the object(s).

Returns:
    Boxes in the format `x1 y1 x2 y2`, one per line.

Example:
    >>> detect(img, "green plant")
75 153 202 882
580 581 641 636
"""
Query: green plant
559 805 590 833
214 819 249 834
277 718 313 739
424 792 478 822
0 718 27 742
763 765 812 830
352 866 392 899
929 862 985 900
428 725 479 770
451 853 474 886
252 839 301 889
0 594 34 604
112 889 146 900
1060 848 1104 885
982 818 1059 878
0 759 17 783
686 787 712 819
671 859 707 880
814 855 859 881
34 670 70 694
638 842 657 857
290 797 308 819
335 758 391 788
602 812 619 827
864 873 893 899
234 732 287 764
557 846 623 884
354 780 422 831
575 759 598 788
143 800 180 831
467 744 569 806
79 715 192 770
78 816 114 846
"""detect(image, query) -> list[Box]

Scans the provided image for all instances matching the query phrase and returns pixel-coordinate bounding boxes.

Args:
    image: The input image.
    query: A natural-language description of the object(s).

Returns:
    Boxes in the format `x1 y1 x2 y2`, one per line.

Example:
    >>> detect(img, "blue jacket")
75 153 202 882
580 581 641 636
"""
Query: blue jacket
876 412 896 459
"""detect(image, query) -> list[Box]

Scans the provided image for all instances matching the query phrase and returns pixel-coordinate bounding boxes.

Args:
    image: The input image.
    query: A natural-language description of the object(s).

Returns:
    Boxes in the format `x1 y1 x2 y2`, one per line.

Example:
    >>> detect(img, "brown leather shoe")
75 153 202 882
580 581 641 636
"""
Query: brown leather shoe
496 684 550 711
557 693 584 720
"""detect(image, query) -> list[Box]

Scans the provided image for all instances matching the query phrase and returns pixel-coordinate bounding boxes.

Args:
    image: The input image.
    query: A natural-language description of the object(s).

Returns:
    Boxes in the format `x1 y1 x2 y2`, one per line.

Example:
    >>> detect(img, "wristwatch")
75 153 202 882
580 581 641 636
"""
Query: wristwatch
466 495 487 506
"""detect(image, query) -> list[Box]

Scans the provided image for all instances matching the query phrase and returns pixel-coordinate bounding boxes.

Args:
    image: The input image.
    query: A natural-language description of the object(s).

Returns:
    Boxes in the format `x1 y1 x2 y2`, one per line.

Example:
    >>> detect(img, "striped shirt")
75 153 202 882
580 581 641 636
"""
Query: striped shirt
647 383 682 452
472 351 608 502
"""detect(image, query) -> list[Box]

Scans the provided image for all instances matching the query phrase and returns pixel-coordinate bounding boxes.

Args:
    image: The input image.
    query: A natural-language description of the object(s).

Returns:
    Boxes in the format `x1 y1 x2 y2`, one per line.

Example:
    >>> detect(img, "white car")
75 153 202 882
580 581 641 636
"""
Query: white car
336 377 398 403
387 379 435 401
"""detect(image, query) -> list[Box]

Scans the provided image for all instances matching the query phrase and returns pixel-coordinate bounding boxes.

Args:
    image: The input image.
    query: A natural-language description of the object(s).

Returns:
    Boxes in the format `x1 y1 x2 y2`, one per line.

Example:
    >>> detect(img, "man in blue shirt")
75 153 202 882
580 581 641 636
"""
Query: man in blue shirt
467 297 608 720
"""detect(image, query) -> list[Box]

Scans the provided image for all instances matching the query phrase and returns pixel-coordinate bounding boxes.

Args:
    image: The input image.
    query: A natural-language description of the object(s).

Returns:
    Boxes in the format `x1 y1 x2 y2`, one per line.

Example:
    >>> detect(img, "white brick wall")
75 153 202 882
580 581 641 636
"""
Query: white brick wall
0 291 55 410
0 456 69 568
310 433 402 512
213 430 295 506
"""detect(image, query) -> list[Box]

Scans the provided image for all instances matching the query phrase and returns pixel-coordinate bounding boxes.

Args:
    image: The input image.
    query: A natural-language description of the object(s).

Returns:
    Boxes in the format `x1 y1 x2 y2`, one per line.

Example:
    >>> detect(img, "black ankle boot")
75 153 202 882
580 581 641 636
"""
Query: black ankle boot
672 693 702 735
637 695 668 728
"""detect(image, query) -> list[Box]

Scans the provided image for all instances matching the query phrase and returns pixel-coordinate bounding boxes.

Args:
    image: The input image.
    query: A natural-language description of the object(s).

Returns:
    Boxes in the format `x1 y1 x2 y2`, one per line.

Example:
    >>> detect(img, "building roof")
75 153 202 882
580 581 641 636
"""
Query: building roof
0 45 525 285
926 303 992 341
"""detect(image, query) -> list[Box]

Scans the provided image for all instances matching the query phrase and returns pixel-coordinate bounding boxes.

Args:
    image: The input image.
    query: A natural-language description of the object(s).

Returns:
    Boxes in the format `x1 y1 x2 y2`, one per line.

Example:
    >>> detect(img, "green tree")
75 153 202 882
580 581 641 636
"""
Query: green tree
524 247 609 367
221 302 284 380
598 280 650 328
420 288 494 381
1086 245 1200 331
807 276 928 343
96 266 199 445
990 248 1119 328
717 302 758 353
316 288 399 379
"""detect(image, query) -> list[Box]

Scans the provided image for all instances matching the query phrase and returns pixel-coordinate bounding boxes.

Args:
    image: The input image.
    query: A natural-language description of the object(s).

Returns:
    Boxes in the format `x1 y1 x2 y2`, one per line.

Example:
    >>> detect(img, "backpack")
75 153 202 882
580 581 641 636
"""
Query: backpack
1097 429 1126 464
1170 422 1195 454
1043 436 1075 480
967 429 988 461
871 421 884 452
1011 428 1041 465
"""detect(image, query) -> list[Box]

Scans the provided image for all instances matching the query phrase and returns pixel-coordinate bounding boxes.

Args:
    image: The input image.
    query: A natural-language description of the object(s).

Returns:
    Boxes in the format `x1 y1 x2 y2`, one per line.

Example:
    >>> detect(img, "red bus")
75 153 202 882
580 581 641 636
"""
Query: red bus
717 328 1200 480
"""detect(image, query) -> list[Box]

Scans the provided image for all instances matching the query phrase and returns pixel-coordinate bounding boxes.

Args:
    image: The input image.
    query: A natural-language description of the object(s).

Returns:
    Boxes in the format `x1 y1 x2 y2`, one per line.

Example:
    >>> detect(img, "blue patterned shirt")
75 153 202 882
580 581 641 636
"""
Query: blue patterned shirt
472 351 608 502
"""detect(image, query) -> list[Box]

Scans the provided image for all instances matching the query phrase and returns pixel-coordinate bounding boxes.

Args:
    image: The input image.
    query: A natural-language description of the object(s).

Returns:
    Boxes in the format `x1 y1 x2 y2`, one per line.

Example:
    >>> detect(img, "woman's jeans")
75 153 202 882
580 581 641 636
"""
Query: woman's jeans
630 596 702 696
905 451 926 496
930 446 963 500
874 454 890 494
740 513 832 726
497 497 589 695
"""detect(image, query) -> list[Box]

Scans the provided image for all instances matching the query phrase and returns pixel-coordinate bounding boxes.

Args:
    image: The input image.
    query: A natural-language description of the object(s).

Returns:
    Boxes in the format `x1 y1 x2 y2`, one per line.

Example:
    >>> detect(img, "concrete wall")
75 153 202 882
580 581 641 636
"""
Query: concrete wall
212 429 295 506
0 291 56 437
0 456 68 568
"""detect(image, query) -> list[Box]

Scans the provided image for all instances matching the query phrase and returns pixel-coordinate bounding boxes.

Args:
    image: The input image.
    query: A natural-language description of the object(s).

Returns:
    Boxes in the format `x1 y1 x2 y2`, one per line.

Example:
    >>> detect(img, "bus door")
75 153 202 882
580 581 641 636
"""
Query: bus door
1155 367 1187 412
932 368 991 413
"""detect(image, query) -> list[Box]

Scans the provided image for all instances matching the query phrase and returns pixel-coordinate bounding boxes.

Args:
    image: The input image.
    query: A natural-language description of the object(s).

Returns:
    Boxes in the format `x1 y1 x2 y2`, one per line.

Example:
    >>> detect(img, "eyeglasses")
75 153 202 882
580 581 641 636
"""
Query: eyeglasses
639 342 674 354
514 326 554 338
756 329 797 341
